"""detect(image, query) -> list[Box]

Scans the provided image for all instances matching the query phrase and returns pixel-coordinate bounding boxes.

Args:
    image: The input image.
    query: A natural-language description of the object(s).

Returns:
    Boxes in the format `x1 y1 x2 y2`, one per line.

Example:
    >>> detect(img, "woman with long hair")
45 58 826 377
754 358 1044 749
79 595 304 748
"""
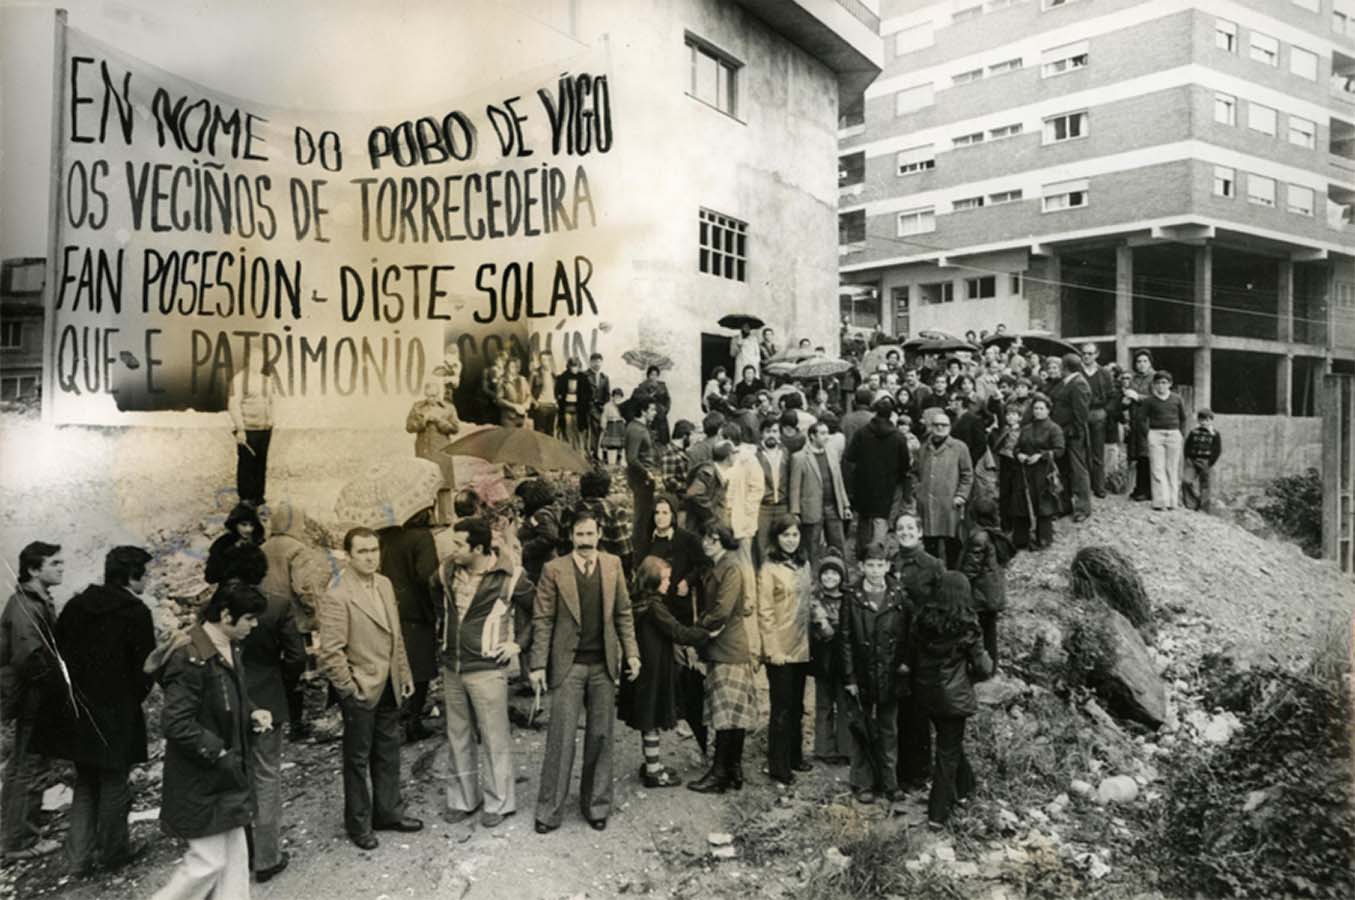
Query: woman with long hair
756 515 813 785
204 502 266 585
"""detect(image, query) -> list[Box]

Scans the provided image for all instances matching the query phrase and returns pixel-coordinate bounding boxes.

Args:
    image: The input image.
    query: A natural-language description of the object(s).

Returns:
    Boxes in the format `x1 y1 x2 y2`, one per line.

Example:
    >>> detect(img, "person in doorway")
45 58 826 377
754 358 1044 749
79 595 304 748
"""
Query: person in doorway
734 366 765 408
228 358 274 506
730 324 762 381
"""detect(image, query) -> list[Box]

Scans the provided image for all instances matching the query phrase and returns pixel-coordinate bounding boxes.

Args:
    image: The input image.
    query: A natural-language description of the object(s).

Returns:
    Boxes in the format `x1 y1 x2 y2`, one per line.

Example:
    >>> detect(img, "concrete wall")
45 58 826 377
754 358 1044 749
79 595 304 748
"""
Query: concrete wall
1212 414 1323 486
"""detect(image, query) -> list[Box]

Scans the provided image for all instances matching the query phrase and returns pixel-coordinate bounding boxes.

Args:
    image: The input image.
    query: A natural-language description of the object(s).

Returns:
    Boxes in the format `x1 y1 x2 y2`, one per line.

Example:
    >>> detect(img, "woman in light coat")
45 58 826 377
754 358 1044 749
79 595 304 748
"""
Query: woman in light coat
757 515 813 785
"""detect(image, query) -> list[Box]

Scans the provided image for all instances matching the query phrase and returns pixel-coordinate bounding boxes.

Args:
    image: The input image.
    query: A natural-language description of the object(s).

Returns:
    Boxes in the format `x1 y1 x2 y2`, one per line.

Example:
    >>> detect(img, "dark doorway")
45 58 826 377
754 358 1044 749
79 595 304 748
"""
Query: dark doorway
701 332 734 388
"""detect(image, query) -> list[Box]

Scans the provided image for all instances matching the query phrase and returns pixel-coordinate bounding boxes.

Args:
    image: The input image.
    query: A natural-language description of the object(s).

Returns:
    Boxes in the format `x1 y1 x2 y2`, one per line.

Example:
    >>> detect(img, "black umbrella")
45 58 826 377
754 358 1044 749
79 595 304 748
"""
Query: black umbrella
983 331 1080 358
846 694 885 789
719 313 765 331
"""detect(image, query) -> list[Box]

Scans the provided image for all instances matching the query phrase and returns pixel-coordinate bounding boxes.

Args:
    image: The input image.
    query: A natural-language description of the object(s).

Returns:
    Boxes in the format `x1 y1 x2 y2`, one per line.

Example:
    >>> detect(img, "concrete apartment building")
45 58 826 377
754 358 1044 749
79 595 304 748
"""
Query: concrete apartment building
0 258 44 402
837 0 1355 442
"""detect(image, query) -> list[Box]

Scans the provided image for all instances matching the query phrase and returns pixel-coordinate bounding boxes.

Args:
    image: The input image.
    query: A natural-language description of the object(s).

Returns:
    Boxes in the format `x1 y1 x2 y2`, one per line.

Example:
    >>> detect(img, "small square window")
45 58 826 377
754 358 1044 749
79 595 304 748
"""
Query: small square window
687 35 740 117
1287 184 1314 216
920 282 955 304
1043 179 1089 211
1043 111 1088 143
1249 32 1280 67
897 145 936 176
0 321 21 350
1214 93 1236 126
698 208 748 281
1247 174 1276 207
1290 46 1318 81
989 189 1024 205
897 207 936 236
1009 273 1023 295
988 58 1023 75
952 68 984 86
965 276 996 299
1289 116 1316 149
1215 19 1237 52
989 123 1023 140
953 196 985 211
1213 166 1235 198
1248 103 1277 136
953 131 985 147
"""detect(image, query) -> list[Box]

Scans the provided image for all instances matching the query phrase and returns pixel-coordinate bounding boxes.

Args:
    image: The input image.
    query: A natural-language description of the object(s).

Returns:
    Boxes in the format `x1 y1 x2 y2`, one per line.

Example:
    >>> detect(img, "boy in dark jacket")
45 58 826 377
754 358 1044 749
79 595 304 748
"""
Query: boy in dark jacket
958 497 1010 670
1183 409 1223 513
839 544 910 804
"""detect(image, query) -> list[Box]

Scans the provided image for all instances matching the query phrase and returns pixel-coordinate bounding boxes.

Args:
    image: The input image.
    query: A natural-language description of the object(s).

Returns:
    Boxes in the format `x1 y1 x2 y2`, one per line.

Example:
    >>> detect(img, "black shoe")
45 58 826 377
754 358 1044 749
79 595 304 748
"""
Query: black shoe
255 853 290 883
586 817 607 831
100 841 148 872
351 833 379 851
730 731 746 790
534 820 558 834
792 760 813 773
404 722 438 743
442 804 482 825
687 765 729 794
287 723 312 743
641 767 683 788
374 816 423 833
766 769 794 786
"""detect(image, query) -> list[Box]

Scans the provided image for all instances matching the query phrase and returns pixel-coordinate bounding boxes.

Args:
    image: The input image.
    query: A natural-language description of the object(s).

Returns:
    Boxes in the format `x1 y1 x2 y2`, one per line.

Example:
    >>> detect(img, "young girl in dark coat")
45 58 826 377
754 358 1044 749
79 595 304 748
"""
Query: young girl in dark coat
204 502 266 585
905 571 993 828
809 555 851 764
958 497 1011 669
618 556 716 788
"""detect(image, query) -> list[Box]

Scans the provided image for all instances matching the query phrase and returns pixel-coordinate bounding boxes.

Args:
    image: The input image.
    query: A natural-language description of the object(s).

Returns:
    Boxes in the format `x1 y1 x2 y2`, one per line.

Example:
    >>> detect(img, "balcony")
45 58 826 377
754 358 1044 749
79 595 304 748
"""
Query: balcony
730 0 883 102
839 150 865 199
1333 49 1355 105
1332 117 1355 179
1327 185 1355 233
839 209 866 255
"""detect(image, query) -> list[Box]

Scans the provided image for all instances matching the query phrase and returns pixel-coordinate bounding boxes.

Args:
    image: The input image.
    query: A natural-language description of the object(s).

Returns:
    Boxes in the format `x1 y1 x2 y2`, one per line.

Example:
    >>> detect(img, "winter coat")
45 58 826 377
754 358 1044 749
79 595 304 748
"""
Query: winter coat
406 398 460 491
756 558 812 664
159 627 256 840
239 585 307 723
377 525 441 683
431 559 533 674
724 447 765 540
959 528 1009 613
838 582 911 706
1012 419 1066 519
41 583 155 769
906 617 992 718
699 551 753 665
808 588 846 682
260 500 328 634
683 462 728 531
891 545 943 609
843 416 912 519
914 436 975 539
617 590 711 732
518 504 563 584
641 528 708 614
0 585 59 722
1126 372 1154 459
204 533 264 586
1049 374 1091 447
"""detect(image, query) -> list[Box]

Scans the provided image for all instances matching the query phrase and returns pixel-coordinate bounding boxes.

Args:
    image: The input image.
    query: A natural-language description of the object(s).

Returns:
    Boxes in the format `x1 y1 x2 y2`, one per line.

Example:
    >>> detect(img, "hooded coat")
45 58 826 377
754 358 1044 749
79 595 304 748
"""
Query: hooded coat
843 416 912 519
259 500 329 634
377 524 441 683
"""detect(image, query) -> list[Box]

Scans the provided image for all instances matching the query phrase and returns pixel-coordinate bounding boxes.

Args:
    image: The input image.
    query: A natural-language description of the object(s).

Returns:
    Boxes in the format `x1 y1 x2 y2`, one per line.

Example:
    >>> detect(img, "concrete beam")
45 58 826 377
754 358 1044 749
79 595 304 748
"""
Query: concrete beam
1031 243 1055 257
1291 247 1328 262
1277 260 1294 344
1277 353 1294 415
1194 245 1213 410
1129 333 1205 348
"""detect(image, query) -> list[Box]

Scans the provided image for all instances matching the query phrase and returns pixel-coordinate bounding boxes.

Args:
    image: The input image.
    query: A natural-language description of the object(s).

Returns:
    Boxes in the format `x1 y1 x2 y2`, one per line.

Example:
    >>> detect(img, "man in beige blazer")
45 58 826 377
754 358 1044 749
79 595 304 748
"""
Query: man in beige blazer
317 527 423 849
529 510 640 833
789 421 852 567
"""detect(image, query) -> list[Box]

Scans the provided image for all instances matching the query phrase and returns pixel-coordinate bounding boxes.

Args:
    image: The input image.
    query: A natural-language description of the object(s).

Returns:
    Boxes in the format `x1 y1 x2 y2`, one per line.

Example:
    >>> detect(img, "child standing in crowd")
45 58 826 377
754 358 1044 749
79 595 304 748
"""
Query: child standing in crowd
1183 409 1223 513
600 388 627 465
839 543 909 805
958 497 1010 670
905 572 992 829
993 406 1023 533
809 555 851 765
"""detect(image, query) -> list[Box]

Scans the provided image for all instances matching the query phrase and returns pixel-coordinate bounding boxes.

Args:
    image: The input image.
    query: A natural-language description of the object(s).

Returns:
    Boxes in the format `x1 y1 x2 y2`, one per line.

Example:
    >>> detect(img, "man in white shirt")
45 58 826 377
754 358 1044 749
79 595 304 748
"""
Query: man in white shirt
227 357 274 506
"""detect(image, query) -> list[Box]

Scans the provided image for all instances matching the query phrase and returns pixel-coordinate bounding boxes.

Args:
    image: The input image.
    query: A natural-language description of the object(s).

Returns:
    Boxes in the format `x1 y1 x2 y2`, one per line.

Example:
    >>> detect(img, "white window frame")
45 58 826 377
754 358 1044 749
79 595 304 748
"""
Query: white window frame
1287 184 1314 216
953 196 985 212
1043 110 1088 144
1041 41 1089 78
687 35 740 117
1215 19 1237 53
896 145 937 176
1249 32 1280 67
988 57 1023 75
921 281 955 304
1339 11 1352 37
952 67 984 86
1213 165 1235 198
965 275 997 300
1042 178 1090 211
953 131 985 147
989 188 1024 204
897 206 936 236
1290 46 1318 81
989 123 1023 140
1248 103 1277 136
952 5 983 23
0 320 20 350
895 83 935 116
1214 93 1236 126
1289 115 1316 149
1247 173 1276 207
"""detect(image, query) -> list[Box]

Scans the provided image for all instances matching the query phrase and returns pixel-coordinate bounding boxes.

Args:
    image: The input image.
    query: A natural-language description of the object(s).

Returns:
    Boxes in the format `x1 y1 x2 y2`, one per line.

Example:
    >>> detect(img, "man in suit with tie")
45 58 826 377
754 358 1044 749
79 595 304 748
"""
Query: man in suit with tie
753 418 793 567
789 421 852 567
317 528 423 850
529 511 640 833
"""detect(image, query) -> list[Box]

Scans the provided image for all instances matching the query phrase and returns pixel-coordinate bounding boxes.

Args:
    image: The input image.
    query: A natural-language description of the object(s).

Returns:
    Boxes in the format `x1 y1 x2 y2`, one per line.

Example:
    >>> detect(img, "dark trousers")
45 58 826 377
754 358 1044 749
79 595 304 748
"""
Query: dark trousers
66 764 131 871
535 662 615 828
403 681 430 731
1132 457 1151 499
532 404 558 437
1013 514 1054 550
626 468 656 555
978 611 999 671
1183 460 1213 512
895 694 931 787
1059 434 1091 517
923 536 961 570
340 682 405 839
848 698 898 793
765 663 807 780
801 517 846 569
678 667 708 755
1 717 48 853
236 428 272 506
928 716 975 824
1087 410 1107 497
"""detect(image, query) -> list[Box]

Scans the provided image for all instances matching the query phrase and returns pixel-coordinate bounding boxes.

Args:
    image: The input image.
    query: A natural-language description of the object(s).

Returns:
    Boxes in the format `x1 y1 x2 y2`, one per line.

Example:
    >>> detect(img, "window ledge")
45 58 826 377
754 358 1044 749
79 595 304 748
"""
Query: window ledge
686 92 745 124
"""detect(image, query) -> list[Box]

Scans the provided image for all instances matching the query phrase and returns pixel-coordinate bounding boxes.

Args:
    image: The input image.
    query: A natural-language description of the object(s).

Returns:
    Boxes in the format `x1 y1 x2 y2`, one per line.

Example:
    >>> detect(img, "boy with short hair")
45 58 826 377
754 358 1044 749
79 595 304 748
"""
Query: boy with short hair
1183 410 1222 513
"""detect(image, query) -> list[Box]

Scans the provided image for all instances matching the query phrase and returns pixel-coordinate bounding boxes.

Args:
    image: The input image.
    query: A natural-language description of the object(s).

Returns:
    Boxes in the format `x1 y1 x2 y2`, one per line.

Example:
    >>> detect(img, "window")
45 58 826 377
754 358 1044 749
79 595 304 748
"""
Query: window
893 286 911 338
988 58 1023 75
698 208 747 281
1248 103 1277 136
986 0 1015 10
953 68 984 86
953 196 985 211
966 276 997 299
953 131 985 147
1291 0 1319 11
895 84 935 115
1043 178 1089 211
0 376 38 401
989 188 1024 204
1290 46 1318 81
897 145 936 176
920 281 955 304
1043 111 1088 143
1215 19 1237 53
839 210 866 247
1213 166 1235 197
895 22 935 54
1249 32 1280 67
840 286 881 329
687 36 739 116
1339 11 1352 37
1214 93 1236 125
1287 184 1314 216
953 5 983 23
897 207 936 236
1247 174 1276 207
0 321 20 350
1289 116 1316 149
989 123 1023 140
1041 41 1089 77
1009 273 1023 295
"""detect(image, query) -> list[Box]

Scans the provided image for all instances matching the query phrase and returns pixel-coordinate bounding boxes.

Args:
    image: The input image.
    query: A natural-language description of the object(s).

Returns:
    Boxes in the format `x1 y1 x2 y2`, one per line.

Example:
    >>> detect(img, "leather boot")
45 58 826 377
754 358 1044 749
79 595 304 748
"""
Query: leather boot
688 731 731 794
729 729 746 791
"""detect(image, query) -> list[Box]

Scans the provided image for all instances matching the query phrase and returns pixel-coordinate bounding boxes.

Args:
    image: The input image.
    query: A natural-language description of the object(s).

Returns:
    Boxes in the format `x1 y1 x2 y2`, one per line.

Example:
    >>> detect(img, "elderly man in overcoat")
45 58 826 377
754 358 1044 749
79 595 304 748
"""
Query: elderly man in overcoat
914 408 974 569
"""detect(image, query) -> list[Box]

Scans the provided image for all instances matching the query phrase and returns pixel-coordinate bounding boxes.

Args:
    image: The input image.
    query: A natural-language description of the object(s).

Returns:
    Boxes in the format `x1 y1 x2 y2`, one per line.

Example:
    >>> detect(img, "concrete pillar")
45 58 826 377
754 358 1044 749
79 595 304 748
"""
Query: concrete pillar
1026 254 1061 332
1115 243 1133 369
1277 260 1293 343
1193 245 1212 410
1277 354 1293 415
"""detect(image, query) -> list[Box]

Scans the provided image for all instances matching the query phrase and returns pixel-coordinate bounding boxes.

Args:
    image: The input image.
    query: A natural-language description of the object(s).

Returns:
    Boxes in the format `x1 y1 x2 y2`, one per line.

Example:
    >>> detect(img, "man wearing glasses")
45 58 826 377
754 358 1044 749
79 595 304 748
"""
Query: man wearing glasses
914 408 973 568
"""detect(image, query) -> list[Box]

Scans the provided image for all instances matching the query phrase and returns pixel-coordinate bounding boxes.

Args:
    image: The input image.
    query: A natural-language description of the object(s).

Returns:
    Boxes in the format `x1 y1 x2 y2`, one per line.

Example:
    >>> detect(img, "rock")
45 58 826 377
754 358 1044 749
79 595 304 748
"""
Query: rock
711 845 737 860
996 809 1020 832
1045 794 1070 818
1034 622 1066 668
1096 776 1139 805
1202 712 1242 744
128 807 160 823
1069 779 1093 798
42 784 73 811
1088 856 1111 880
1242 789 1268 813
976 674 1028 708
904 854 931 872
934 845 956 862
1085 698 1126 737
1024 808 1049 825
821 848 851 874
707 832 734 846
1098 609 1168 727
952 861 979 877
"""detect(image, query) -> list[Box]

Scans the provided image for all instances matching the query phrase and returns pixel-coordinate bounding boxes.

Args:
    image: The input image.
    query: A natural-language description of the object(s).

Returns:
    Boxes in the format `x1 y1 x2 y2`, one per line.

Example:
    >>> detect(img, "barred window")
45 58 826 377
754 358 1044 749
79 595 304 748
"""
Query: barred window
699 209 747 282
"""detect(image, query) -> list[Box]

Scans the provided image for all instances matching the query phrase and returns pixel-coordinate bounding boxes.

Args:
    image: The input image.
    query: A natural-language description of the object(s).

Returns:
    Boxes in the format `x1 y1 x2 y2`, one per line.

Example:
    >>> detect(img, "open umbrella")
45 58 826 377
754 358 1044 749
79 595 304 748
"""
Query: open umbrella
764 360 797 377
768 346 818 364
770 383 805 404
334 458 444 530
622 348 674 372
982 331 1080 358
442 424 591 473
719 313 765 331
903 331 979 354
859 344 903 374
791 357 853 379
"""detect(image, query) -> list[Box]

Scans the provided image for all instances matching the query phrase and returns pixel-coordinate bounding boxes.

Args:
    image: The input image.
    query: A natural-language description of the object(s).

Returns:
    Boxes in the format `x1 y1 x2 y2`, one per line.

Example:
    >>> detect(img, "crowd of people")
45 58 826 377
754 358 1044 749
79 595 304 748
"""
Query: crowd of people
0 321 1228 898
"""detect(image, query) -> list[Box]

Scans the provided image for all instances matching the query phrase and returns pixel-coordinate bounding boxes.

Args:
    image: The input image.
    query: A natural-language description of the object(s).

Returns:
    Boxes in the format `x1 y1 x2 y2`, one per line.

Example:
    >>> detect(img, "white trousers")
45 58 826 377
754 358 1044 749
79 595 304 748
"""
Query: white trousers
150 826 250 900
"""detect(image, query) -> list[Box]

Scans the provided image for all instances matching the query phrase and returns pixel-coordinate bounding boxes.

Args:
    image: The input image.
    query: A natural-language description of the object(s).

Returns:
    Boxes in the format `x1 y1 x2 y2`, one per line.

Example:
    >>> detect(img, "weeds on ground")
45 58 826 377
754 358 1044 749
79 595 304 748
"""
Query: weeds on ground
1256 467 1323 558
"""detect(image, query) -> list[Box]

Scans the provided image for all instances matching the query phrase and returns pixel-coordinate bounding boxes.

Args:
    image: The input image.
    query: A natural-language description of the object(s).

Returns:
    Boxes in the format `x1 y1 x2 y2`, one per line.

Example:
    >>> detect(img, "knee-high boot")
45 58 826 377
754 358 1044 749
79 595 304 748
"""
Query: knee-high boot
688 730 732 794
729 729 746 791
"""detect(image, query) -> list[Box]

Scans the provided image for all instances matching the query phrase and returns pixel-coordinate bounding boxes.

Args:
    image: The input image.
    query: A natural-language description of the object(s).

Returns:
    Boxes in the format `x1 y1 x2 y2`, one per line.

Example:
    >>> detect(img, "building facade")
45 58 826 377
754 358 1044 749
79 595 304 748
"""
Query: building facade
839 0 1355 420
0 257 44 402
